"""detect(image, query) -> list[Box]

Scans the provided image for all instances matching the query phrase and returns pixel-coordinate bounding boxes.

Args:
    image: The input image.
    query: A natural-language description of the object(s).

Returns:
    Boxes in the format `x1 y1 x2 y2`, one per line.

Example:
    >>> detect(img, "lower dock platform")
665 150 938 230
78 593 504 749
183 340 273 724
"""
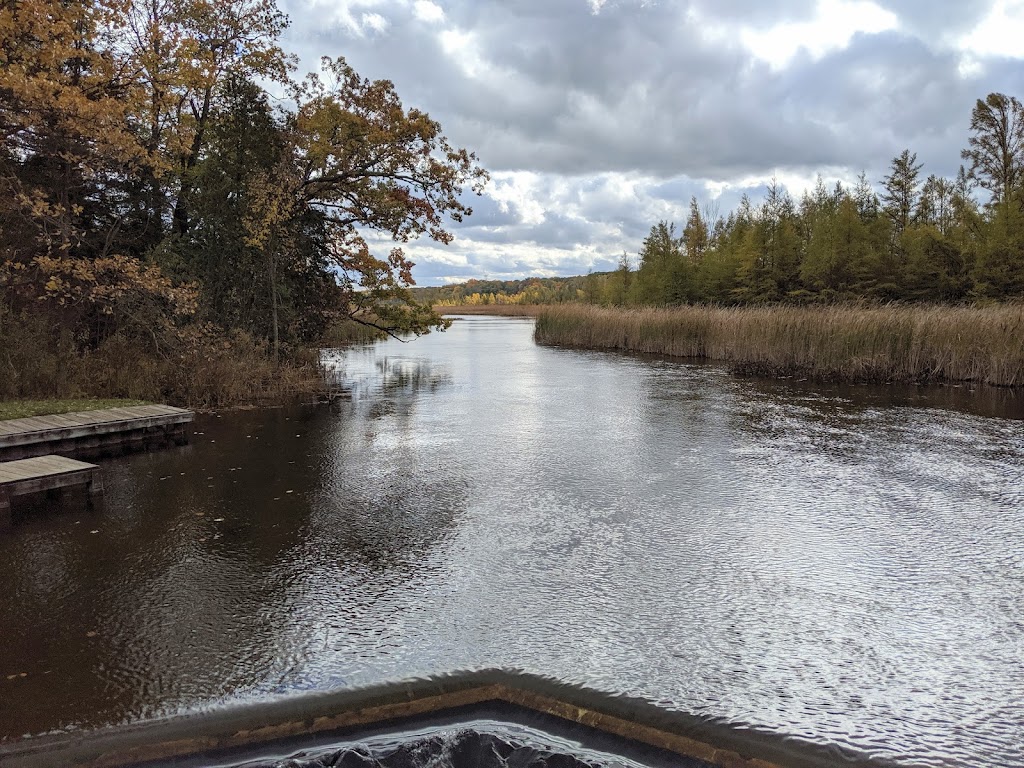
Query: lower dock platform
0 455 103 519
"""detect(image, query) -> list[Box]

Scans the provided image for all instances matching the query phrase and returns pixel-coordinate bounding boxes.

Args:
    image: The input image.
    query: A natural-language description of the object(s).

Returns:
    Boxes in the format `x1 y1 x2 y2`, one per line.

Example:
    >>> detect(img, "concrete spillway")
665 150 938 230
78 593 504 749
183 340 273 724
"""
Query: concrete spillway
0 670 896 768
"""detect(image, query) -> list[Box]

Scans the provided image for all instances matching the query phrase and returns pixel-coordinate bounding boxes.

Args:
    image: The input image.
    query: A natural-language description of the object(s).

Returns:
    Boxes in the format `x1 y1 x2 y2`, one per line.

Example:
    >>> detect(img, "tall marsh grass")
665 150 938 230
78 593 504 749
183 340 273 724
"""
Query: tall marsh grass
0 310 325 409
535 304 1024 386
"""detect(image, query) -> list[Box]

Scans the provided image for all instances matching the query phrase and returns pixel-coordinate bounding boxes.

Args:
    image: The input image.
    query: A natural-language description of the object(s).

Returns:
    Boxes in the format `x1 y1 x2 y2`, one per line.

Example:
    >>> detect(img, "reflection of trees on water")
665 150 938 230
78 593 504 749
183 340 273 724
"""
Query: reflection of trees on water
0 404 453 737
322 353 452 406
375 357 451 396
626 355 1022 453
316 365 467 574
0 398 472 737
318 350 466 570
309 461 468 574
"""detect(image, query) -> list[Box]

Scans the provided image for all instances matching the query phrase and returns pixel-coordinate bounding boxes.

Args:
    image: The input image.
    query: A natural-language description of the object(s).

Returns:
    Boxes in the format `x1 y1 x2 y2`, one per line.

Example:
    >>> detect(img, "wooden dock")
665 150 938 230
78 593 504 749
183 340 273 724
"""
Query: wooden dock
0 455 103 517
0 405 194 461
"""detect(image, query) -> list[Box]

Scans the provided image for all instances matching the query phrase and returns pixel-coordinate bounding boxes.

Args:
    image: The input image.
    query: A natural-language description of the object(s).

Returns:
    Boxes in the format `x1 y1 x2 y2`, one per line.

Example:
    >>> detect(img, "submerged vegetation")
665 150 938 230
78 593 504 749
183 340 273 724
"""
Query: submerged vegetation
535 303 1024 387
0 0 484 407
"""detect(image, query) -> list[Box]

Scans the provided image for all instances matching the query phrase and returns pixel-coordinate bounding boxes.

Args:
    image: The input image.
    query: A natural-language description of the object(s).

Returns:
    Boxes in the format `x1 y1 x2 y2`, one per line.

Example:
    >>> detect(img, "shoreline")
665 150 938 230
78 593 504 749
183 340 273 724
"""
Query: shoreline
534 303 1024 388
436 304 545 316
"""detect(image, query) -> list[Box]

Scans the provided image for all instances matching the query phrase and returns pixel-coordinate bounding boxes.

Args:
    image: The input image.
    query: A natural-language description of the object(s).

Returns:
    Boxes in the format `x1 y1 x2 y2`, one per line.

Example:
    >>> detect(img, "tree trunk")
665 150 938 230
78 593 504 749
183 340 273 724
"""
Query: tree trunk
269 249 279 361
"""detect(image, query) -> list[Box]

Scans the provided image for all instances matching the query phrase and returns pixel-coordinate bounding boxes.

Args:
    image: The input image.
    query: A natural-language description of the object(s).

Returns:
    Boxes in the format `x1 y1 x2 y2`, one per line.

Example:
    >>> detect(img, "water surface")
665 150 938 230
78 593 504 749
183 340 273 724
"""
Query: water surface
1 317 1022 767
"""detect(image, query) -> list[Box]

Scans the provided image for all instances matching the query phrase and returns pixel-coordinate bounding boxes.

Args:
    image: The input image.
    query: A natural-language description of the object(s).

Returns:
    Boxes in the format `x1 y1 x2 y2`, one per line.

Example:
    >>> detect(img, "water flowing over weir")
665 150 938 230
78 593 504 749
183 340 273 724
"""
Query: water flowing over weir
0 671 890 768
0 317 1022 767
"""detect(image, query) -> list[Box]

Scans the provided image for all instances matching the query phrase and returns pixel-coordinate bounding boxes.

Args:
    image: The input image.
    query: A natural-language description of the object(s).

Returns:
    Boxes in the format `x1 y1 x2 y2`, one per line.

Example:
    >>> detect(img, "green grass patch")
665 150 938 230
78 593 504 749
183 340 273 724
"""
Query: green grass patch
0 398 153 421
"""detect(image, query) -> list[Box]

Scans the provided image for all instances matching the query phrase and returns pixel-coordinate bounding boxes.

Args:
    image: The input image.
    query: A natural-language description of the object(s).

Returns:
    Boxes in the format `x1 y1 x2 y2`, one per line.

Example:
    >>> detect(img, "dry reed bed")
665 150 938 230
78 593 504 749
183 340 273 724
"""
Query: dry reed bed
534 304 1024 386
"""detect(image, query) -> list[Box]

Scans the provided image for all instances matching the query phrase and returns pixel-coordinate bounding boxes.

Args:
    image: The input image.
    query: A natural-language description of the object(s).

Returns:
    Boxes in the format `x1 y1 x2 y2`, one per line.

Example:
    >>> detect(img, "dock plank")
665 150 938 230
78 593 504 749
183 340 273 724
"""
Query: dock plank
29 416 72 431
0 405 193 459
0 455 103 516
0 456 97 484
0 406 192 436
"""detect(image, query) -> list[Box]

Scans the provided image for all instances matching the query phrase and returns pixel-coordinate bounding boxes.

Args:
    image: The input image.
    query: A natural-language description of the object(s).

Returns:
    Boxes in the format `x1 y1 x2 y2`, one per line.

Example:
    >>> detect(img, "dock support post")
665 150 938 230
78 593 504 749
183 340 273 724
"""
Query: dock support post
86 471 104 509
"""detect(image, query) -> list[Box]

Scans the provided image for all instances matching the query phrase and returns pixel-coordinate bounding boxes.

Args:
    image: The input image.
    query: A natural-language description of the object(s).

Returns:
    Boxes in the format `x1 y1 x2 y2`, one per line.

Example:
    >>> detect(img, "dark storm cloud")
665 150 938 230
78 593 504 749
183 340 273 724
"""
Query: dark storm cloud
282 0 784 177
778 31 1024 177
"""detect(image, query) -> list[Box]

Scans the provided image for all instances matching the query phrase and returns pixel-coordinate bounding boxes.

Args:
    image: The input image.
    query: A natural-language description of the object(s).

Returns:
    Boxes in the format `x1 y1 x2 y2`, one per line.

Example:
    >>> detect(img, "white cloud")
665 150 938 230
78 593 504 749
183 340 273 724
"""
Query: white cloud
487 172 547 225
303 0 390 36
413 0 445 23
958 0 1024 59
361 12 389 33
439 27 494 79
740 0 899 69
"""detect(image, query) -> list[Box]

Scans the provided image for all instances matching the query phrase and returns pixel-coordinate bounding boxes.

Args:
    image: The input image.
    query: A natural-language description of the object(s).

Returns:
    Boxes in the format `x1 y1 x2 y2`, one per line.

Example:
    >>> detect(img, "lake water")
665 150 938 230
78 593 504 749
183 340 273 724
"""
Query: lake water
1 316 1022 767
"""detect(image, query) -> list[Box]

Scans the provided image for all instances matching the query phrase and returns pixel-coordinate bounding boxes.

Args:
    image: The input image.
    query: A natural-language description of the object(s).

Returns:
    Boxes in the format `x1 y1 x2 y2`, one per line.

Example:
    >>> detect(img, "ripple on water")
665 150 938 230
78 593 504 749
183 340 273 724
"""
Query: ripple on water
0 319 1022 768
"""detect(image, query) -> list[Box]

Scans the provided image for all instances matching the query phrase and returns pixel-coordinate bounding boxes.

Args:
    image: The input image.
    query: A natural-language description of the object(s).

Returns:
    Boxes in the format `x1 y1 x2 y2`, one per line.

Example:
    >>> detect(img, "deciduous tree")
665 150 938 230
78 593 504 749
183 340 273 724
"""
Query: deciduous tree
961 93 1024 215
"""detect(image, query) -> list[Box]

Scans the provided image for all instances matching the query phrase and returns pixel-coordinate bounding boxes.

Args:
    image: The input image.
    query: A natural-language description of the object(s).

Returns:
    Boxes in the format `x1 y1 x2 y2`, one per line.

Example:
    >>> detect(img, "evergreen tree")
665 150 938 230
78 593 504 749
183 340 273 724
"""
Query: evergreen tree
682 197 709 263
634 221 683 304
881 149 923 236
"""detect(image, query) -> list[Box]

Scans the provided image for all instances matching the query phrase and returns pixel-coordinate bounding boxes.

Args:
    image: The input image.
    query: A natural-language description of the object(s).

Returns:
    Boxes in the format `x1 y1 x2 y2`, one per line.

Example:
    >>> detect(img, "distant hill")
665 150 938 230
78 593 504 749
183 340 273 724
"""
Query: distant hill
411 274 612 306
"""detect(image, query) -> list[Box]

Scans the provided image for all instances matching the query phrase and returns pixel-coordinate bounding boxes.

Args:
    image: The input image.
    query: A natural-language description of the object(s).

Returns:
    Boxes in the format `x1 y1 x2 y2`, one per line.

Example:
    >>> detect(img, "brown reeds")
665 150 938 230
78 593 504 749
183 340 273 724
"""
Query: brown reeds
0 311 325 409
534 304 1024 386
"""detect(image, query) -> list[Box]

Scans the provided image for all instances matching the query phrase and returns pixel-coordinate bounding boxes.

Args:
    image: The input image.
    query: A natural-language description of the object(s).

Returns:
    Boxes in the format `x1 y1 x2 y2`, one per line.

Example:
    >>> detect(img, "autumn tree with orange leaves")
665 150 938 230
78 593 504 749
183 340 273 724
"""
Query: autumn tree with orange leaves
1 0 486 397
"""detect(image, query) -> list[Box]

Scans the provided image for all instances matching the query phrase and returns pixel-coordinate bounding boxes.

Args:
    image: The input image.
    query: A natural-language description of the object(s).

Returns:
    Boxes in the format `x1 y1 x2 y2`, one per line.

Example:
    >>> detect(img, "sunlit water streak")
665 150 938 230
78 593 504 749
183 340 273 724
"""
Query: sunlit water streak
1 317 1022 767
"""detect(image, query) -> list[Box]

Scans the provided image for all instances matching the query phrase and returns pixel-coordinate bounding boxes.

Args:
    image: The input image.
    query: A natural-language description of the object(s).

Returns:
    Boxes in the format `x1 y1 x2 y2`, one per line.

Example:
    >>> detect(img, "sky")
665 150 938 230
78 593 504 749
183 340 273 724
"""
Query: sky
277 0 1024 285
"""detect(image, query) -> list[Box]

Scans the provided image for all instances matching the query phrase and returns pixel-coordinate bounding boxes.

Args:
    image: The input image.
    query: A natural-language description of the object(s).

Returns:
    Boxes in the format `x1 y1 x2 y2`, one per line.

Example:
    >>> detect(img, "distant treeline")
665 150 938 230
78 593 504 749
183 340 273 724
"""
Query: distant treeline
588 93 1024 306
430 93 1024 309
413 275 598 306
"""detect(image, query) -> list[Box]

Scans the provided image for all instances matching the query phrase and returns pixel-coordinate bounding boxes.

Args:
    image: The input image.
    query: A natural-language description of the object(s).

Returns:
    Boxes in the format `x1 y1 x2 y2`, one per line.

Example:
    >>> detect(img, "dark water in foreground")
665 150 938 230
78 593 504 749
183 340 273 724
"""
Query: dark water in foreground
1 317 1023 767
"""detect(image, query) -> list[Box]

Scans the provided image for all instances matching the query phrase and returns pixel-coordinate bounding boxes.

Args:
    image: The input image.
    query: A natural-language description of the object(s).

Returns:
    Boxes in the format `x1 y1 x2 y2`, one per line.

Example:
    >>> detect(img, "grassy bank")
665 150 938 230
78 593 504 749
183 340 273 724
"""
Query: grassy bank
0 399 152 421
0 314 401 410
535 303 1024 386
0 316 325 411
436 304 545 316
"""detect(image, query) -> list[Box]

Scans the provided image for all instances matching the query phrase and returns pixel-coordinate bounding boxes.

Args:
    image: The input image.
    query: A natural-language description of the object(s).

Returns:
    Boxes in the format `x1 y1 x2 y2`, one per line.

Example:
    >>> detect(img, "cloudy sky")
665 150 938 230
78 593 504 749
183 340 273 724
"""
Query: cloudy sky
277 0 1024 285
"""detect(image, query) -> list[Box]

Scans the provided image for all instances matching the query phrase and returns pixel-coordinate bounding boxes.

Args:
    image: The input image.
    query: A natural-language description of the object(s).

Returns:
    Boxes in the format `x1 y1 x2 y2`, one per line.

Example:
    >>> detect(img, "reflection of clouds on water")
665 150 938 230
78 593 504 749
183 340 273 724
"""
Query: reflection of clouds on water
3 319 1024 768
